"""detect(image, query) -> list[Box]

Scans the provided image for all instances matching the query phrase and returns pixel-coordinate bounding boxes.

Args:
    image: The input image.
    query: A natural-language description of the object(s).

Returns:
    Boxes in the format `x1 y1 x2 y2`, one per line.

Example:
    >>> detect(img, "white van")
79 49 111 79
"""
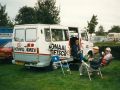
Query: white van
12 24 93 67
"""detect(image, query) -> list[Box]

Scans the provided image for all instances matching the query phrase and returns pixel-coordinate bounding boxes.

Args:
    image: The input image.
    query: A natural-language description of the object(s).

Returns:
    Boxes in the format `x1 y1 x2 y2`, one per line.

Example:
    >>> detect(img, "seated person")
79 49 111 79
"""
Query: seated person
79 46 101 75
71 39 80 60
101 47 112 66
89 46 103 71
88 46 101 62
82 50 93 62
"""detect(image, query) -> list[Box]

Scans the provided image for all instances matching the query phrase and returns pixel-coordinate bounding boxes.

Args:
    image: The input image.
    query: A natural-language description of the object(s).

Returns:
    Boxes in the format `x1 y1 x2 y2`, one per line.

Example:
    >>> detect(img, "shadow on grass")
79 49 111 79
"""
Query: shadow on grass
20 62 81 73
20 66 53 73
0 58 12 64
69 63 80 71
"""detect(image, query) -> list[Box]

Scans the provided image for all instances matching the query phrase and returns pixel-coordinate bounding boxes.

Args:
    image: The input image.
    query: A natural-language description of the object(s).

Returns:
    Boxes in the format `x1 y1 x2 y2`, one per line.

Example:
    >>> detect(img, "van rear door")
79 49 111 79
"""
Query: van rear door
13 27 38 64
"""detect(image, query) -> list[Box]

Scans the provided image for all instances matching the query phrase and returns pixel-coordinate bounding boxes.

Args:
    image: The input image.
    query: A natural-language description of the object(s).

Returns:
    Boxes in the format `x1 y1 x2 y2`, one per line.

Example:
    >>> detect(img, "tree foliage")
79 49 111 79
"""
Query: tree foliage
87 15 98 34
96 25 106 36
35 0 60 24
0 3 13 27
15 0 60 24
108 26 120 33
15 6 36 24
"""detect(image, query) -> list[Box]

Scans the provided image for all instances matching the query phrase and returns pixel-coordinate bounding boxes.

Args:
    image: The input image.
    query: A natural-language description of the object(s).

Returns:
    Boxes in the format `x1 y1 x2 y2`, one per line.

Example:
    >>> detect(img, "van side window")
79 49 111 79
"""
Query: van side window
15 29 25 42
81 31 88 41
52 29 63 41
44 28 51 42
26 28 37 42
63 30 69 41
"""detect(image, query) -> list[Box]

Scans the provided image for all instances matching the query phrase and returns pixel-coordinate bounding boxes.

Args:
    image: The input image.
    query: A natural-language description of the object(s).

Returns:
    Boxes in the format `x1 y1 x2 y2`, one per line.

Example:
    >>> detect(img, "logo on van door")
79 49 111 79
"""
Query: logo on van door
14 43 37 53
49 43 66 56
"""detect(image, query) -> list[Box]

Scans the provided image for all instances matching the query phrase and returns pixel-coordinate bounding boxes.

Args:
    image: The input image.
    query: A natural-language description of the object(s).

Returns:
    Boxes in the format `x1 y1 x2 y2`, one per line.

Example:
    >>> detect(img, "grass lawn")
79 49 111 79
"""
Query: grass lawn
0 60 120 90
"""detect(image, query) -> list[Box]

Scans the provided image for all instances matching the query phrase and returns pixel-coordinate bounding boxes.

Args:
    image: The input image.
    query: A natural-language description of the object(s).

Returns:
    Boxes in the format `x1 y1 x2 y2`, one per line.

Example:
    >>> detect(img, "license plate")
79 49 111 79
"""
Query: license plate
16 61 24 65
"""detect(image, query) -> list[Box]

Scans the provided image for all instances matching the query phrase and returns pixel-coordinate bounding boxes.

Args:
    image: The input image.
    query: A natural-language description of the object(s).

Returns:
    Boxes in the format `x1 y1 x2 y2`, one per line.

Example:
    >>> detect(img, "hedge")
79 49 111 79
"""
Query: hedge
94 42 120 59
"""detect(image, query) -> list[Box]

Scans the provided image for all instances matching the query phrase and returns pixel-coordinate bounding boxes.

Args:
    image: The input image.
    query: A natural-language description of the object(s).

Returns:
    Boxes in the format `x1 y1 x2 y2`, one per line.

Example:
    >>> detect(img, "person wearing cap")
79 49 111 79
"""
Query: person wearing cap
86 46 102 76
88 46 101 62
101 47 112 66
79 46 101 75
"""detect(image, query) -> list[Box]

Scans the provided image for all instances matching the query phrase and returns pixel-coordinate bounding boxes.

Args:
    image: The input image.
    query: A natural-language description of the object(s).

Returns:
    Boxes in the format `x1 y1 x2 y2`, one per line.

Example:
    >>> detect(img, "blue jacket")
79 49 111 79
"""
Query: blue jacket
71 44 79 58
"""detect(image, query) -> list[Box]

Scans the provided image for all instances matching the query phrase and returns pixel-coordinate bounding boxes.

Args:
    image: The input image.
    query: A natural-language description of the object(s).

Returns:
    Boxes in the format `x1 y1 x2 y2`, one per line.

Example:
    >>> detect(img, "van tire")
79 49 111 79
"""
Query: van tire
48 61 54 71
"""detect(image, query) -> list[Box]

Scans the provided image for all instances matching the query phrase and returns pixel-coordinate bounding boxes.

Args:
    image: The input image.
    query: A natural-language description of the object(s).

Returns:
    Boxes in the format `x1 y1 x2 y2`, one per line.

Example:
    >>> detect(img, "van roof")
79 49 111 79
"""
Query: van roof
14 24 67 28
14 24 68 30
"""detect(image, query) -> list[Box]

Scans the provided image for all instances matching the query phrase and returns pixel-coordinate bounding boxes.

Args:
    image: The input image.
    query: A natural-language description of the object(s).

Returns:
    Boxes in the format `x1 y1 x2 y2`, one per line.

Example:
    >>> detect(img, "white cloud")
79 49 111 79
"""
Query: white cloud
58 0 120 31
1 0 37 19
1 0 120 31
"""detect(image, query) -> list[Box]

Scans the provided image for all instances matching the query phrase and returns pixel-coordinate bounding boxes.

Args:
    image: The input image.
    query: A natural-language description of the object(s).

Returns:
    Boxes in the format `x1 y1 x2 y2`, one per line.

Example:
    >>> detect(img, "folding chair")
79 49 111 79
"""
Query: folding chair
79 58 103 81
51 55 71 75
89 58 103 80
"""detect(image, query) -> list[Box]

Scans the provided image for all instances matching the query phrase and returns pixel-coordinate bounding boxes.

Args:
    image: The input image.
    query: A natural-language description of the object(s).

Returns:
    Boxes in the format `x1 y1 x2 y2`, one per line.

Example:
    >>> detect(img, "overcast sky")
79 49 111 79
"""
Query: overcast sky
1 0 120 31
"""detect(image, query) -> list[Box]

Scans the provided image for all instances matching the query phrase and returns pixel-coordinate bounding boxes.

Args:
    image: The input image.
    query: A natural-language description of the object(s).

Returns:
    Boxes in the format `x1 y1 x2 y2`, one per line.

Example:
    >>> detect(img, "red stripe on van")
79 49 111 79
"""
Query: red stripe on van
14 52 50 56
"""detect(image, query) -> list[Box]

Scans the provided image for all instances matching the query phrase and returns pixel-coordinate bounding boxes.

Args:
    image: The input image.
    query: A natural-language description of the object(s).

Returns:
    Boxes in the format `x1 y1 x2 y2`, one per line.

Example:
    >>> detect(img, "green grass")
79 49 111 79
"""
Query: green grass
0 60 120 90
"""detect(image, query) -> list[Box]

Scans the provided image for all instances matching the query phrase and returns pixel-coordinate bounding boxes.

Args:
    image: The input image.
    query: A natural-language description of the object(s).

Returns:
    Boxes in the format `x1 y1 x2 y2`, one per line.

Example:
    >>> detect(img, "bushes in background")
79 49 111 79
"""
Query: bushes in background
95 42 120 59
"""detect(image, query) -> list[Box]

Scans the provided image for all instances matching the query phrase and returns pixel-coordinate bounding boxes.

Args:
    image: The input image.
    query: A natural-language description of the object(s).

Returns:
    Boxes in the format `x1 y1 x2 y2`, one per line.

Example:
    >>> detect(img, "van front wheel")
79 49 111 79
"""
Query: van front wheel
48 61 54 71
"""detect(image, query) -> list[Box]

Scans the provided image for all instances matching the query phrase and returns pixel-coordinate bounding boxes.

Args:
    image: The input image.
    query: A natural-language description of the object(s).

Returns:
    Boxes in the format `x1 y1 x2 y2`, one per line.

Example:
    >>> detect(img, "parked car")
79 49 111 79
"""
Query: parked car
0 42 13 60
0 28 13 62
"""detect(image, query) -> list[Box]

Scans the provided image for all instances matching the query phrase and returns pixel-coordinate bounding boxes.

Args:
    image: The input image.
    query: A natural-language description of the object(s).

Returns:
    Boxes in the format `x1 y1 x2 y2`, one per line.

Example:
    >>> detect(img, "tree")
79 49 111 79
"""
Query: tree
87 15 98 34
108 26 120 33
35 0 60 24
15 6 36 24
0 3 12 27
96 25 106 36
86 15 98 40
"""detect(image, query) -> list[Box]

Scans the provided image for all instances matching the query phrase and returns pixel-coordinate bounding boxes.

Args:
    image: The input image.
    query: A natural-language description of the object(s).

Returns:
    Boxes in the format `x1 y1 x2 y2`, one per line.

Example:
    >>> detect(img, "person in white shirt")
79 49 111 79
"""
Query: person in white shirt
101 47 112 66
